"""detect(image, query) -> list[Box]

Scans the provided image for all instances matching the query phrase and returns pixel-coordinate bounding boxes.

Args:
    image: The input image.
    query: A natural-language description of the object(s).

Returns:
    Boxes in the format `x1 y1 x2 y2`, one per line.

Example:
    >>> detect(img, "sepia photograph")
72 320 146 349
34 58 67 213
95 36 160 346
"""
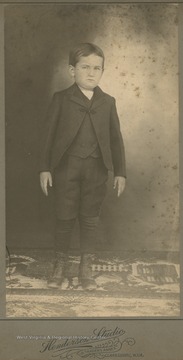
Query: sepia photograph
3 2 180 320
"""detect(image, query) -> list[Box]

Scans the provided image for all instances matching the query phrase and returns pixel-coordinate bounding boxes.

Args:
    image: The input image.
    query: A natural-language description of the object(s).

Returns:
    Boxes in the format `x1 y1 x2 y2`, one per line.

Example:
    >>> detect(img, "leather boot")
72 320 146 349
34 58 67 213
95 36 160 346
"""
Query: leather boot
47 252 68 288
79 253 97 290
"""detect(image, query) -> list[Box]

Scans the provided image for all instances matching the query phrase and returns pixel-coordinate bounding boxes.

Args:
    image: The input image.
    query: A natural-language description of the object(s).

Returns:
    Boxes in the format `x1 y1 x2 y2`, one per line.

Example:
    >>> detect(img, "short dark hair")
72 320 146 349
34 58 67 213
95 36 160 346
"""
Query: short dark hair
69 43 105 68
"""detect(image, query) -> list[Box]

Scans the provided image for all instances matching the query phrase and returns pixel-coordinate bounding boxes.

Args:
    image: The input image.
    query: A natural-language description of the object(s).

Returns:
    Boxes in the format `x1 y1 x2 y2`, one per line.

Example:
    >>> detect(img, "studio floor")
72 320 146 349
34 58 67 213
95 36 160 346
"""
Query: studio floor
6 249 180 318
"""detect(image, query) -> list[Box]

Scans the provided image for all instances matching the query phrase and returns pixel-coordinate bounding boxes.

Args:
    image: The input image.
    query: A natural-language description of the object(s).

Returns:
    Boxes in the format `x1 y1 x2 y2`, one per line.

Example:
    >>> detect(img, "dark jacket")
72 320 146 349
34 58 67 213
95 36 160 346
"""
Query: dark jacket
39 83 126 177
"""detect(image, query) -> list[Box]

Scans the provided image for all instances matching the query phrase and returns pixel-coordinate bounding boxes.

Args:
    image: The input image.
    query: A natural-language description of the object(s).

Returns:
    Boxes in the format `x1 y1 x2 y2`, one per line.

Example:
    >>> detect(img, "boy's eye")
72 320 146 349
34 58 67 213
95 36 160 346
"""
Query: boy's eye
81 65 89 69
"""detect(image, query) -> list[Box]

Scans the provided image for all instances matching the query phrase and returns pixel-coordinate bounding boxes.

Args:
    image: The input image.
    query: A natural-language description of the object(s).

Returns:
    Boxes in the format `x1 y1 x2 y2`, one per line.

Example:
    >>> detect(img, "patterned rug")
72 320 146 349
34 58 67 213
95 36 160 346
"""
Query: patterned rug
6 249 179 293
6 249 180 317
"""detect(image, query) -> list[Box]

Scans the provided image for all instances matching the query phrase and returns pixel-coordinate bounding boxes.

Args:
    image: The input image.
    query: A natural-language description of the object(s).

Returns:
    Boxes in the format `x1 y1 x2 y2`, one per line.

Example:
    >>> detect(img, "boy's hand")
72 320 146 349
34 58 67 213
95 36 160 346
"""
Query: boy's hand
113 176 126 197
40 172 52 196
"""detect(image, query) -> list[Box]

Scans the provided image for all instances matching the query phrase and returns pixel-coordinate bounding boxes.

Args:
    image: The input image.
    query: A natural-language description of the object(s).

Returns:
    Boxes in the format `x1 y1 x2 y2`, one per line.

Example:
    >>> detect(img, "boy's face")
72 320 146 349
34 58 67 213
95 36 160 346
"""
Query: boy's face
69 54 104 90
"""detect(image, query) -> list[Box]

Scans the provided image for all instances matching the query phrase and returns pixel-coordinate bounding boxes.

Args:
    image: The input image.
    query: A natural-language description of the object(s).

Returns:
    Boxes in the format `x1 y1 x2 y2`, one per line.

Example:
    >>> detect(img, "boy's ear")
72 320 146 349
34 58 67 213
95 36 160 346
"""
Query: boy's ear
68 65 75 78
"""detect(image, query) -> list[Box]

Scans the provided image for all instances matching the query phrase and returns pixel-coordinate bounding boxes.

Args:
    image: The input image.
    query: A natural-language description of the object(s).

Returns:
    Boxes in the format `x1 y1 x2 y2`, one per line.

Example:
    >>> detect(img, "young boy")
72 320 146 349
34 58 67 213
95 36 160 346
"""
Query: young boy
39 43 126 290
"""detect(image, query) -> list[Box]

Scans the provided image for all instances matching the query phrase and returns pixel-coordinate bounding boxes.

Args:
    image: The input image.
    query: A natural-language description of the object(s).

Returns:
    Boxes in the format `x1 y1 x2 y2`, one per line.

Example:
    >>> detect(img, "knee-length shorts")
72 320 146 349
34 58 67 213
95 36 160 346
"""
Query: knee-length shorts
53 155 108 220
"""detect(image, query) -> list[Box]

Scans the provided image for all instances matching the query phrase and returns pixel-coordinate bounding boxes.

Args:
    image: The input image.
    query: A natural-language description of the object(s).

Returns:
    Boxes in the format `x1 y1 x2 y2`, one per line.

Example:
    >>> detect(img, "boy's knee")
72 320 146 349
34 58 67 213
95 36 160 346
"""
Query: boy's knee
79 215 99 230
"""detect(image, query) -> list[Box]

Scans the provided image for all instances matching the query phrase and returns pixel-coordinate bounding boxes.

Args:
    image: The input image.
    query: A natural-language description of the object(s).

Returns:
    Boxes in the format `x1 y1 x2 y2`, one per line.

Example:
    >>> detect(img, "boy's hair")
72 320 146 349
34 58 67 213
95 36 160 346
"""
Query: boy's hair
69 43 105 68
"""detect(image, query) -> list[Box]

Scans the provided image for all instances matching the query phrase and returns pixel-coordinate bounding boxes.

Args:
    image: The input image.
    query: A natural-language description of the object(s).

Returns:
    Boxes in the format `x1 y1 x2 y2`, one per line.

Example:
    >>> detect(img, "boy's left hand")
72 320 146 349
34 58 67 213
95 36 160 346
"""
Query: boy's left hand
113 176 126 197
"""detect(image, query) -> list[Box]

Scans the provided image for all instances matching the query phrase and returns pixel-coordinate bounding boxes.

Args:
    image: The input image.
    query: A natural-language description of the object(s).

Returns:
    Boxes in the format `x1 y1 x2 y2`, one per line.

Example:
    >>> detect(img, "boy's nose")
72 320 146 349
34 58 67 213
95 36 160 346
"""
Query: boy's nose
88 67 95 76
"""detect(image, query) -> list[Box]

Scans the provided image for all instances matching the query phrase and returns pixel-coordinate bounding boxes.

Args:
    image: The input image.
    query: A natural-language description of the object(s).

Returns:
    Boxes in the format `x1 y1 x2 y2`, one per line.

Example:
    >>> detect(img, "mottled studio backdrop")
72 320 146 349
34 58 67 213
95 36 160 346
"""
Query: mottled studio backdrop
5 4 179 252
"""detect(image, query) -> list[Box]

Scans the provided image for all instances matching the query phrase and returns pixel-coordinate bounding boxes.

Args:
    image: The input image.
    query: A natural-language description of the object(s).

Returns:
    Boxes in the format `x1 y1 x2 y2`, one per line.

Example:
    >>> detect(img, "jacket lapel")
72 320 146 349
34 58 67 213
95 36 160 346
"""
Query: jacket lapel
66 83 88 108
63 84 88 135
92 86 106 109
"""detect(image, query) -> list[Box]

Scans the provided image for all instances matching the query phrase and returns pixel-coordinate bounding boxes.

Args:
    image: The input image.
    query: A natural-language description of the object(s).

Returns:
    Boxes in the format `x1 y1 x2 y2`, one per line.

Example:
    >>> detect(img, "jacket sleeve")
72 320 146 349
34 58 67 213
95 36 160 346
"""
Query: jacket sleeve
39 92 61 172
110 97 126 177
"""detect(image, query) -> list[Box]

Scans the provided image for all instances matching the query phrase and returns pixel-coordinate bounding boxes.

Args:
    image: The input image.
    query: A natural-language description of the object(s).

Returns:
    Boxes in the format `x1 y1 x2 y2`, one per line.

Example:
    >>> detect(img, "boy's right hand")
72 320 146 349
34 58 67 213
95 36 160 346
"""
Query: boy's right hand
40 172 52 196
